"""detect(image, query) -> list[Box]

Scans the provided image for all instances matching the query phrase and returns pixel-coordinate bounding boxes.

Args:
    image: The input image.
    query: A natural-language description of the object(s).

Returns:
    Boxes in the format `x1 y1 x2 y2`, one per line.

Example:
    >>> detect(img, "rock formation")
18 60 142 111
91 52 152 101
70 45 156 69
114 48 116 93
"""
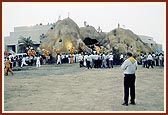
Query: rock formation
40 17 153 56
40 18 90 56
106 28 152 54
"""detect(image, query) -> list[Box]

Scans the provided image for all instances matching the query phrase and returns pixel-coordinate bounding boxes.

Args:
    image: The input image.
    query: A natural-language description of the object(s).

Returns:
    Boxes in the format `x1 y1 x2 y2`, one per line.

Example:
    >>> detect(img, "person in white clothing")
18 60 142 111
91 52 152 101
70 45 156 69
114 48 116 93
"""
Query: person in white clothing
83 54 88 67
109 53 114 68
36 55 41 67
21 56 28 68
121 52 138 106
147 52 153 68
120 53 124 64
57 54 62 65
86 54 92 69
78 53 84 67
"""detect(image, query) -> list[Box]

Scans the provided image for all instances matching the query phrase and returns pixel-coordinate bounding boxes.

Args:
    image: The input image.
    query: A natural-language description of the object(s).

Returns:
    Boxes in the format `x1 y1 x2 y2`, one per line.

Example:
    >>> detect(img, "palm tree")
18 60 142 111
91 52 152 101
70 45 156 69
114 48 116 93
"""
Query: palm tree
18 36 34 53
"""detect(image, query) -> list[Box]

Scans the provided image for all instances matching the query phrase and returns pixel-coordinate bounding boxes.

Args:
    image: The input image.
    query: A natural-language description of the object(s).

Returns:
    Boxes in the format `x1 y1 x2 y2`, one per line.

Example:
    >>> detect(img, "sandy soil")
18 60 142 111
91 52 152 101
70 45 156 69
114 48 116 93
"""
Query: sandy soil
3 63 165 112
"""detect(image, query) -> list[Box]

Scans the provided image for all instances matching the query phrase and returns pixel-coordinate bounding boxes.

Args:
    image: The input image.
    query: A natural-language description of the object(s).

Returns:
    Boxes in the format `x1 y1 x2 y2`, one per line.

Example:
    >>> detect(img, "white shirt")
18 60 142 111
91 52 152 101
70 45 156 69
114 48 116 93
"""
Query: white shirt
22 57 26 63
93 54 98 60
78 54 83 61
36 57 40 63
86 55 92 62
121 58 138 74
147 54 153 60
120 54 124 59
83 55 88 66
109 54 114 61
57 55 61 60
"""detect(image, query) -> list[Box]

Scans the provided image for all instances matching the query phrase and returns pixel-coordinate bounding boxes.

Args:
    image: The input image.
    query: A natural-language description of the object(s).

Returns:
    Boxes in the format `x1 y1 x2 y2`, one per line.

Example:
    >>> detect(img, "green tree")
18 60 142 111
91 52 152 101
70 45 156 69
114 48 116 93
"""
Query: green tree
18 36 34 53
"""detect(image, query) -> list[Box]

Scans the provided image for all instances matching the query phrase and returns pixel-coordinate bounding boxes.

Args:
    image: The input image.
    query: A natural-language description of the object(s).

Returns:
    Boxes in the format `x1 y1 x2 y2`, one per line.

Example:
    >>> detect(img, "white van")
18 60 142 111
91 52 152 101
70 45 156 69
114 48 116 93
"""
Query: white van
7 53 28 59
16 53 27 58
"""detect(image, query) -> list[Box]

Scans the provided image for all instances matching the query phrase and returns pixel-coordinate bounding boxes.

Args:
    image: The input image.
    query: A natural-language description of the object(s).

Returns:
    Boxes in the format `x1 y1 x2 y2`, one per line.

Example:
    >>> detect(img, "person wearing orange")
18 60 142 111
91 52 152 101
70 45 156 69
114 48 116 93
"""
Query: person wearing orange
4 57 14 76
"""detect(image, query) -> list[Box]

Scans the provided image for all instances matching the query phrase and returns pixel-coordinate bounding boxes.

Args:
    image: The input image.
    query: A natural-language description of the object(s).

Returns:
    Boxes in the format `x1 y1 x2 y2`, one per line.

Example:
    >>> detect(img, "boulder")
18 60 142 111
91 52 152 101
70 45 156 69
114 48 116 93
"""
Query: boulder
40 18 90 56
106 28 152 54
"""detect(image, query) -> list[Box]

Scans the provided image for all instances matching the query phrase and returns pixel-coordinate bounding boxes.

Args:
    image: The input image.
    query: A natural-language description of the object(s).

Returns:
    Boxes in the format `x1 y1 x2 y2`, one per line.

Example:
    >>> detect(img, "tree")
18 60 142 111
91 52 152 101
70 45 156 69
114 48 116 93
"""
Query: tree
18 36 34 53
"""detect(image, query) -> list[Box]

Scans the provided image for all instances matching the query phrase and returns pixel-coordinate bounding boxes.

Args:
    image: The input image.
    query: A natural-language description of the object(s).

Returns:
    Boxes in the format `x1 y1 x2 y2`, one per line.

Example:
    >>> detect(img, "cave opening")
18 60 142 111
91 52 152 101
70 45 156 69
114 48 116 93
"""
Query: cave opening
83 37 98 46
83 37 99 51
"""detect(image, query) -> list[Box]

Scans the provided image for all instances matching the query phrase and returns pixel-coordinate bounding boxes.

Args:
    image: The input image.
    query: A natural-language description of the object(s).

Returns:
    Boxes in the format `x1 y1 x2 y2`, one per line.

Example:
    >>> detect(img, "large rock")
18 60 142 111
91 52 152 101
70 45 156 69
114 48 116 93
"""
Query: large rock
40 18 90 56
106 28 152 54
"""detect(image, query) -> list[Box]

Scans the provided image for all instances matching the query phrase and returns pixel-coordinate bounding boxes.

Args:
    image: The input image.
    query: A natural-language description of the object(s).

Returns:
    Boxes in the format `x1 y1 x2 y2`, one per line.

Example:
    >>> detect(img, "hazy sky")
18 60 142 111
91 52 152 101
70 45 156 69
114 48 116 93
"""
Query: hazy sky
2 2 166 47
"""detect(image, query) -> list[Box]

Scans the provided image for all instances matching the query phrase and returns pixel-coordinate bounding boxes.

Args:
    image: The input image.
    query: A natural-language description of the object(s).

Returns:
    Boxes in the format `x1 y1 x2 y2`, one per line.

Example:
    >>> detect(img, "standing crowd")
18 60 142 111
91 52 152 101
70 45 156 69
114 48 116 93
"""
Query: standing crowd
4 50 164 76
139 52 164 68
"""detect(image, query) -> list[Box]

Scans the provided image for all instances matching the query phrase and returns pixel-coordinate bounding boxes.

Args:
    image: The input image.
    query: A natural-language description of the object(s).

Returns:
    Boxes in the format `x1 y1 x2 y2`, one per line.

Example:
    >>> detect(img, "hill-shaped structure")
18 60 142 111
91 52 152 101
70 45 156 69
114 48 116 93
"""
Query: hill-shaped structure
40 18 90 55
40 17 153 56
106 28 152 54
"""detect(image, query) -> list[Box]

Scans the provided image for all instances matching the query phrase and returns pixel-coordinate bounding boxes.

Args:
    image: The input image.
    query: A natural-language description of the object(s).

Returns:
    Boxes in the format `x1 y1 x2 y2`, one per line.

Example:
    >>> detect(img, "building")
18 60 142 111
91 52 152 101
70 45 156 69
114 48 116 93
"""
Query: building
138 35 162 53
4 24 52 53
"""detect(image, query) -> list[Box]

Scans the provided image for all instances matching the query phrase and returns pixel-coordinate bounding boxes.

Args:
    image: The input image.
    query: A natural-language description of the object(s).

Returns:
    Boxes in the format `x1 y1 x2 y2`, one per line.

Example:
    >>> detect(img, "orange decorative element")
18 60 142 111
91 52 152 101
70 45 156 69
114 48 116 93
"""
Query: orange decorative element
65 41 73 51
69 47 75 54
95 46 100 54
43 49 50 56
28 49 36 56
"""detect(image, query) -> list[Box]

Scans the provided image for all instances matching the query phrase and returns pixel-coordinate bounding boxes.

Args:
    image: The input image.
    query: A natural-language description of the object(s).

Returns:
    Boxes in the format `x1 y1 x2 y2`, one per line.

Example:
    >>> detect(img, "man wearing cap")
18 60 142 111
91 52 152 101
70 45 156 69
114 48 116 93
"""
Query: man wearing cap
121 52 138 106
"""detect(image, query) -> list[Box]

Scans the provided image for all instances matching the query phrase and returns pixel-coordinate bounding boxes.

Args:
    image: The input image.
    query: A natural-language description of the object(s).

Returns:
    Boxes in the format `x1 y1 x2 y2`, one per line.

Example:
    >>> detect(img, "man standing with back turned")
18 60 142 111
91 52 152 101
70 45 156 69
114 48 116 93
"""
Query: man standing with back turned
121 52 137 106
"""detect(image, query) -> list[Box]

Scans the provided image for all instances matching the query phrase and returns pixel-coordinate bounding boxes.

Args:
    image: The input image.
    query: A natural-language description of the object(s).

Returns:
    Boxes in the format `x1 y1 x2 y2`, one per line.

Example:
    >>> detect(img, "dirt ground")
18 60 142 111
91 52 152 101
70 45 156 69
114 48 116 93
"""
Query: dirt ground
3 63 165 112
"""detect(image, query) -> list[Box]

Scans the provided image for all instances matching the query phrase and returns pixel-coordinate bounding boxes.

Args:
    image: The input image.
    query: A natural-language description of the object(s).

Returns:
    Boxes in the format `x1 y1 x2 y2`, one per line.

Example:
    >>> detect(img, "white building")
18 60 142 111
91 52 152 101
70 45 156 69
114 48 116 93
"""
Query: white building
4 24 52 53
138 35 162 52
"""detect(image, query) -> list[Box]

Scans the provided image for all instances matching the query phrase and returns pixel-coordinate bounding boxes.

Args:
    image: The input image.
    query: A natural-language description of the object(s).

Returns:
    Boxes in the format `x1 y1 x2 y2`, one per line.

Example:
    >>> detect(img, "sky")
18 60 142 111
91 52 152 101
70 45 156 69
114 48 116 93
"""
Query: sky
2 2 166 49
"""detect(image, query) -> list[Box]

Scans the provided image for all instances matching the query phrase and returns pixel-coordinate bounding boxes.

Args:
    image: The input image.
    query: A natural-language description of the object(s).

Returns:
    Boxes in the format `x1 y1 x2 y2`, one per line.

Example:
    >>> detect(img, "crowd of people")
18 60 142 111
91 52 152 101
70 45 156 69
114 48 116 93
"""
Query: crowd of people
139 52 164 68
4 49 164 76
77 51 164 69
55 51 127 69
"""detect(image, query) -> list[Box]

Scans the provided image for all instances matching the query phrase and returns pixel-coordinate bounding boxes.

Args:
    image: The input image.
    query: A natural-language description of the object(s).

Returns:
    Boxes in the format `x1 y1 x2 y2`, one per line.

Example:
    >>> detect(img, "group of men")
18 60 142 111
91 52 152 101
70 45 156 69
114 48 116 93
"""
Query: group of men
78 52 114 69
140 52 164 68
4 54 42 76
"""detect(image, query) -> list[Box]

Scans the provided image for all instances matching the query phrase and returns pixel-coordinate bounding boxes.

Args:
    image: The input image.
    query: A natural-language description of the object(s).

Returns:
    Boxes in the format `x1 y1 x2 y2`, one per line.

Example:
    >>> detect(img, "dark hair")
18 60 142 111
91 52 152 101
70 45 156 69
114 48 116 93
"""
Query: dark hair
127 52 132 56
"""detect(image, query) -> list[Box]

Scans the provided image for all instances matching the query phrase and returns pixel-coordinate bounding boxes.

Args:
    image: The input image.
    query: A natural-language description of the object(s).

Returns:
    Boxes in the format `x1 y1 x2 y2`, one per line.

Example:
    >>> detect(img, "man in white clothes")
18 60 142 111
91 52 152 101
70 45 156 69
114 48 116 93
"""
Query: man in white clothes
83 53 88 67
78 53 83 67
120 53 124 65
57 54 62 65
86 54 92 69
121 52 138 106
109 53 114 68
21 56 28 68
36 55 41 67
147 52 153 68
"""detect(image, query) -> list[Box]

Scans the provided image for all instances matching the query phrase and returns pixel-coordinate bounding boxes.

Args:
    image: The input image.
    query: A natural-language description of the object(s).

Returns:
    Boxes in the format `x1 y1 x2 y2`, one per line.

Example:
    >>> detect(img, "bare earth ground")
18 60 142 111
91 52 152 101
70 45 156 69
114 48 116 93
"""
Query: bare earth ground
3 63 165 112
